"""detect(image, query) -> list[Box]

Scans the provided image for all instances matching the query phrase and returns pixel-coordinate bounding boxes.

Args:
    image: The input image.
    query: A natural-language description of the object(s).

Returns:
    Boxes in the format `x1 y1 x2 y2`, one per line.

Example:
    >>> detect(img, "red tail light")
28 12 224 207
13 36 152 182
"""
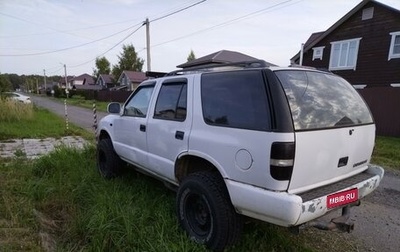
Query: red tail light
270 142 295 181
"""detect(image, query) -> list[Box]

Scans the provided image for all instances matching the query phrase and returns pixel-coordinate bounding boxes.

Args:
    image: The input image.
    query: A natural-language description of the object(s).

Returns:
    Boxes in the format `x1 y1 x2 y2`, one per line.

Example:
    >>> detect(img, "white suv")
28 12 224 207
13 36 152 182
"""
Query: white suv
96 61 384 251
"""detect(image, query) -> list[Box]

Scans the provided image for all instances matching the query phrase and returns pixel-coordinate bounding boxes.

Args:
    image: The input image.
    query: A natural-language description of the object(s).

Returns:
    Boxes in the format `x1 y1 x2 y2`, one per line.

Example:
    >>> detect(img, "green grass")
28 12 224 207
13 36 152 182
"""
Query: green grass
17 147 316 251
0 106 92 140
0 98 34 122
372 136 400 170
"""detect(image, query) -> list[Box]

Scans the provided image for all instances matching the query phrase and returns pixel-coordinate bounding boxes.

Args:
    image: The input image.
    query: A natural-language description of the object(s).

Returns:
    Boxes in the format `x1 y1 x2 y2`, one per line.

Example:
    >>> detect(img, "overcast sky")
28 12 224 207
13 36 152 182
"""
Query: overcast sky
1 0 400 77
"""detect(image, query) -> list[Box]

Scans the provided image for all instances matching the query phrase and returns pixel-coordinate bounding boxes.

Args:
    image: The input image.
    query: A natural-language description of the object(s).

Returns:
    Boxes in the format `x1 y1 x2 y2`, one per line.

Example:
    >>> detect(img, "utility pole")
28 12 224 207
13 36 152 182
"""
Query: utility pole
36 78 39 94
43 69 47 91
64 64 69 89
145 18 151 71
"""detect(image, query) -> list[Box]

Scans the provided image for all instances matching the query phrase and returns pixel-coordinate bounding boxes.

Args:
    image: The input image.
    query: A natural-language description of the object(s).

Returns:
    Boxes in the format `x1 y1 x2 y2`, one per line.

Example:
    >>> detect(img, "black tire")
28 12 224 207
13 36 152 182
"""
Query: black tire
96 138 123 179
176 171 242 251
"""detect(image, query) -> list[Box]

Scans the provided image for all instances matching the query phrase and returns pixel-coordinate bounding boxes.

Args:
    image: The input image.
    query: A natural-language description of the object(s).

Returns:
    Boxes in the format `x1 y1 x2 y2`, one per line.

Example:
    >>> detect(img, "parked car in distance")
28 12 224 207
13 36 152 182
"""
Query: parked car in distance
1 92 32 104
96 61 384 251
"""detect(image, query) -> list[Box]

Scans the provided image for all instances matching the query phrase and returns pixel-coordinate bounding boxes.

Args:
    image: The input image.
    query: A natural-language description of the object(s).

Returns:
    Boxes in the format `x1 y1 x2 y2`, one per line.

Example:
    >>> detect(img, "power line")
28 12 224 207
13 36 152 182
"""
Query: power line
69 24 145 68
151 0 298 48
68 1 206 68
0 22 143 57
150 0 206 23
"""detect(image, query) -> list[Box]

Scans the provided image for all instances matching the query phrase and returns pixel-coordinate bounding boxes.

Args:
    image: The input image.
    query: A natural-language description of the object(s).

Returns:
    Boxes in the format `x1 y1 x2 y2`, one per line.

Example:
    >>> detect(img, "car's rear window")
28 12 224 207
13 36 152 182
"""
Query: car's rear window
275 70 373 130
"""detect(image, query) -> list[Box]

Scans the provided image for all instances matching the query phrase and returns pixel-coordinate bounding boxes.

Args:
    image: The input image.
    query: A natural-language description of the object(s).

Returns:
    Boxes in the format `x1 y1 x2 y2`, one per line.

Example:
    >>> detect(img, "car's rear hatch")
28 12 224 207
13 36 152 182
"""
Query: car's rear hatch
274 70 375 194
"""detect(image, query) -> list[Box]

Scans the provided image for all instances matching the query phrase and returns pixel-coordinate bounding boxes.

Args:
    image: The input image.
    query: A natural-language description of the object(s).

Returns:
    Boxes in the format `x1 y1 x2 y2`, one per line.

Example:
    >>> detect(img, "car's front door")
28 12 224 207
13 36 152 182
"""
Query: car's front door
112 84 155 168
146 77 192 182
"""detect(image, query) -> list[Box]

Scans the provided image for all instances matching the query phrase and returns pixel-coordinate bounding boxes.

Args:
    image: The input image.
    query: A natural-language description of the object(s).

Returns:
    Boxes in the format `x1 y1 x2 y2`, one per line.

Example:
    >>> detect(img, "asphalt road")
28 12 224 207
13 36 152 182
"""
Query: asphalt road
30 95 108 131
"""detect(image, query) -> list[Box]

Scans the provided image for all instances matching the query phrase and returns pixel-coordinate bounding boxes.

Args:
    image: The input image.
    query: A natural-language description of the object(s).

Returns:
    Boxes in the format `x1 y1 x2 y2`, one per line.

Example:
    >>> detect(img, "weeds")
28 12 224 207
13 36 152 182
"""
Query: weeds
0 98 34 122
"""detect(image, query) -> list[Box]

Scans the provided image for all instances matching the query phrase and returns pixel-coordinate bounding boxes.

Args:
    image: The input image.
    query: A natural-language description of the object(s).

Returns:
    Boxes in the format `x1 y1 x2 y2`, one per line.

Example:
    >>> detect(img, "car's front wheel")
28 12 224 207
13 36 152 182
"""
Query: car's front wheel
96 138 123 179
176 171 242 251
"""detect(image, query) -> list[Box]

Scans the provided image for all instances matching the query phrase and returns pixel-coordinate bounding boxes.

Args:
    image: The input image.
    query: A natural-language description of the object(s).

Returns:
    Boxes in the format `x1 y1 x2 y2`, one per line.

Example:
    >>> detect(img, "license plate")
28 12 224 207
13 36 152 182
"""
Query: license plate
327 188 358 209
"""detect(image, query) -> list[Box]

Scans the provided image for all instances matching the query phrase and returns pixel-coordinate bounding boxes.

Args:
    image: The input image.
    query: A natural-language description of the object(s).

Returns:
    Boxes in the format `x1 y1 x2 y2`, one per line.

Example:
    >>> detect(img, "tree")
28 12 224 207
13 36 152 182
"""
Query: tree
112 44 144 81
93 56 111 79
187 49 196 62
0 74 12 92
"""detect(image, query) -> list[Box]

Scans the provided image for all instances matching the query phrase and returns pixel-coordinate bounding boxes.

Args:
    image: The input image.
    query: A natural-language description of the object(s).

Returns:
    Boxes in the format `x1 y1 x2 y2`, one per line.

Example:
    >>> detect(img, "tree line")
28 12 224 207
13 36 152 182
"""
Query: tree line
0 45 196 92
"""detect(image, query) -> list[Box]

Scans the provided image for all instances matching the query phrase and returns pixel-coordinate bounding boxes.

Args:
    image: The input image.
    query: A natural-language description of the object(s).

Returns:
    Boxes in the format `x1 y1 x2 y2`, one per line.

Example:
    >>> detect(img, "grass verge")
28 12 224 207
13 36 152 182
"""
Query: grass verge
372 136 400 170
0 105 93 140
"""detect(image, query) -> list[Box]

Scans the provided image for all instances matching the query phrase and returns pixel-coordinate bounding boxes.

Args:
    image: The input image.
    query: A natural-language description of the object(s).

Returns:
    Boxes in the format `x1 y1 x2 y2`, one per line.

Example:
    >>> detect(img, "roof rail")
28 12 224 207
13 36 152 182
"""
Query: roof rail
145 71 167 78
166 60 270 76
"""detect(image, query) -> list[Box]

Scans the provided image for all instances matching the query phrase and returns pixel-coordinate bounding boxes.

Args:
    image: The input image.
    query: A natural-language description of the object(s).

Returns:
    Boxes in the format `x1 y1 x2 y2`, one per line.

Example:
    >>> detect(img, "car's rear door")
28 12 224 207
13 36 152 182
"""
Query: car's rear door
274 70 375 194
146 77 193 182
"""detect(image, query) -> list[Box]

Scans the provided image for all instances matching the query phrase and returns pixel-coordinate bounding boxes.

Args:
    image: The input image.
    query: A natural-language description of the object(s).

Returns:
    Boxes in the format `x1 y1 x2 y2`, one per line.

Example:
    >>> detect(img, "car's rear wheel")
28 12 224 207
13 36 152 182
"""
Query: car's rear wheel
97 138 123 179
176 171 242 251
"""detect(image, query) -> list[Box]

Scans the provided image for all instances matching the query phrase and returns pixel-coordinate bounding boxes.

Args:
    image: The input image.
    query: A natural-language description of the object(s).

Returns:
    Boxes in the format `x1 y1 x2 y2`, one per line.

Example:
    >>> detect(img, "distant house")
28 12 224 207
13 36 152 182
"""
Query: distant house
96 74 114 89
290 0 400 137
58 76 74 89
290 0 400 88
70 73 103 90
177 50 276 69
117 71 147 91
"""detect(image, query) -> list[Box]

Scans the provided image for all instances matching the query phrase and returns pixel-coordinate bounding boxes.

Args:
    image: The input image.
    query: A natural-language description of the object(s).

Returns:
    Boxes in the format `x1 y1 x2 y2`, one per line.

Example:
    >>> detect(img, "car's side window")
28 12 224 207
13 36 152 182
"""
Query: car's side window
201 71 270 131
154 83 187 121
124 86 154 117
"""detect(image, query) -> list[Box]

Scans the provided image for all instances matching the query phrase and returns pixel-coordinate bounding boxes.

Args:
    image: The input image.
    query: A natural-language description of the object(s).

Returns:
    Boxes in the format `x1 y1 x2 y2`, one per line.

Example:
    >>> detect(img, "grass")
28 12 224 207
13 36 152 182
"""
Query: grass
372 136 400 170
3 146 318 251
0 104 92 141
0 98 34 122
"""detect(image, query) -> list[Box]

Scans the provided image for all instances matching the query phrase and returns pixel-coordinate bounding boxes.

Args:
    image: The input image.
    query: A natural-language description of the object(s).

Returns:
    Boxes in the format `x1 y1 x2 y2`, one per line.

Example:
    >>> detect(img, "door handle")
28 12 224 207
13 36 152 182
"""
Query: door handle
175 131 184 140
140 124 146 132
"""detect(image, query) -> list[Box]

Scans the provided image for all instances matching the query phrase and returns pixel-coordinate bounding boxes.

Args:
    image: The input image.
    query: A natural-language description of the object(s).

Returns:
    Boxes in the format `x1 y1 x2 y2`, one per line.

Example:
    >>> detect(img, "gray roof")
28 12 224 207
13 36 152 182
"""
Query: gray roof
117 71 147 83
99 74 114 84
177 50 276 68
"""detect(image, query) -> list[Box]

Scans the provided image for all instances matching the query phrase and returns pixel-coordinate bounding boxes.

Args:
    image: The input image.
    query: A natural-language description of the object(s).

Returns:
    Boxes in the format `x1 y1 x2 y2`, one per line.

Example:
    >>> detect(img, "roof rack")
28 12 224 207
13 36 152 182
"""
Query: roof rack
145 71 167 78
166 60 270 76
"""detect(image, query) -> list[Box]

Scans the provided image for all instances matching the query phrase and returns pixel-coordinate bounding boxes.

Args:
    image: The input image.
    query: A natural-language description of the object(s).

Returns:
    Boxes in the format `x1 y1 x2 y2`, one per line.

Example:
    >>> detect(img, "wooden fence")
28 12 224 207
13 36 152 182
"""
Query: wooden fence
358 87 400 137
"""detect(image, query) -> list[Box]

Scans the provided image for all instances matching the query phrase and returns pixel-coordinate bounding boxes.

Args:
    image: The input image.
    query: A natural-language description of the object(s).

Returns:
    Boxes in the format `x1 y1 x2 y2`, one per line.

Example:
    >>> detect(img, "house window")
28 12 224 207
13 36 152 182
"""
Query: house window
388 31 400 60
312 46 325 60
329 38 361 70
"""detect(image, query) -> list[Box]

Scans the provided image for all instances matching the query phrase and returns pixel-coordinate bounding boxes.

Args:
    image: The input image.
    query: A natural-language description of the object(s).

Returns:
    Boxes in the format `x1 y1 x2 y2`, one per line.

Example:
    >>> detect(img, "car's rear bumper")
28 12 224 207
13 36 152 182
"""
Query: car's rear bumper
225 164 384 227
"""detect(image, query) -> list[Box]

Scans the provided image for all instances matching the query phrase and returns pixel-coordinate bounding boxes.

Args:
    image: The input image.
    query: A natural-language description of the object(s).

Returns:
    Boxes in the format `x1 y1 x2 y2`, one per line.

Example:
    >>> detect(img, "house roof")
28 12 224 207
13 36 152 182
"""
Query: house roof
118 71 147 83
72 73 95 85
291 0 400 63
99 74 114 83
177 50 277 68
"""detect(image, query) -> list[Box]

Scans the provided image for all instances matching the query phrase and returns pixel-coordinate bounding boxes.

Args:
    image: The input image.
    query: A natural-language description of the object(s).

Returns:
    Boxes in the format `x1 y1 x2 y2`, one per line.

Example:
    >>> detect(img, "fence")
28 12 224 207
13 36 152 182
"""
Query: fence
358 87 400 137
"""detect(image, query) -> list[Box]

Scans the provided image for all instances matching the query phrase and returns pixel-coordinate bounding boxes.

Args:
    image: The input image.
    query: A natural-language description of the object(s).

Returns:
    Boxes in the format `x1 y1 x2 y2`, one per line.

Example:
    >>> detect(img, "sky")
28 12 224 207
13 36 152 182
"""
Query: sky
1 0 400 77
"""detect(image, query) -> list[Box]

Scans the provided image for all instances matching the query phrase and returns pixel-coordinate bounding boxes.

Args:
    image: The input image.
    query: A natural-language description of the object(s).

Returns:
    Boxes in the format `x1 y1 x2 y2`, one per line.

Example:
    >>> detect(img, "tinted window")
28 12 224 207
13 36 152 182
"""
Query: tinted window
201 71 270 131
124 86 154 117
275 70 373 130
154 83 187 121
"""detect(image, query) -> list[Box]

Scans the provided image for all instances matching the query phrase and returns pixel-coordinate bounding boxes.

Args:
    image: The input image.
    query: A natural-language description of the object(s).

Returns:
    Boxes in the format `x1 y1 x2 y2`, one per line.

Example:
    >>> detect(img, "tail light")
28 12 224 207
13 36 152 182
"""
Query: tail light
270 142 295 181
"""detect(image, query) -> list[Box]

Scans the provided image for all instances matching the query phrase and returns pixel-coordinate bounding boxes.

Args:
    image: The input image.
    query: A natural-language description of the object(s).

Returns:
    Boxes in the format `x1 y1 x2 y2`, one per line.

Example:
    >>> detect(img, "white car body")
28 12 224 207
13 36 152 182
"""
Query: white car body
96 63 384 250
3 92 31 104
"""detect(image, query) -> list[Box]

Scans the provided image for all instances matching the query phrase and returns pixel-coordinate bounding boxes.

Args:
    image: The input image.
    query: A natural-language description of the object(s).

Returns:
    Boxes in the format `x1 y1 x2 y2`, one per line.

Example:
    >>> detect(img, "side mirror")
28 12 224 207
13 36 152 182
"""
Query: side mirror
107 102 121 114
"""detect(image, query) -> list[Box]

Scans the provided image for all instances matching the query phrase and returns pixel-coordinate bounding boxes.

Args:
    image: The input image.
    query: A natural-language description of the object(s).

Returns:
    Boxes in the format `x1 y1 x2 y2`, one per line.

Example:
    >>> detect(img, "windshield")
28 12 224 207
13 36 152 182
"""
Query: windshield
275 70 373 130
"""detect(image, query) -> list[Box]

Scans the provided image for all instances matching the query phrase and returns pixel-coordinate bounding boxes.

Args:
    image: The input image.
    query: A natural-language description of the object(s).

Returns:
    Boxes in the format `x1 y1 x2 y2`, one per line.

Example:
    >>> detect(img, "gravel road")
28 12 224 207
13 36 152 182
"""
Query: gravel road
30 94 400 251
